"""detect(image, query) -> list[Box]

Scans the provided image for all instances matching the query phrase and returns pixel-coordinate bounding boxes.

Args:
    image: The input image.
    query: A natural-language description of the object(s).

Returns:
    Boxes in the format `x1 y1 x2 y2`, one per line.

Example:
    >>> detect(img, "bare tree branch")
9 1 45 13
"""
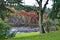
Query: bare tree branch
36 0 42 6
43 0 49 12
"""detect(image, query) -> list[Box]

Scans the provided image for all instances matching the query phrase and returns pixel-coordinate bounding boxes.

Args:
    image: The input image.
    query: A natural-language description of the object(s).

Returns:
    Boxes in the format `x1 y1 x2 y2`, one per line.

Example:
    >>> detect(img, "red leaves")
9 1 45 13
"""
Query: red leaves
9 7 38 24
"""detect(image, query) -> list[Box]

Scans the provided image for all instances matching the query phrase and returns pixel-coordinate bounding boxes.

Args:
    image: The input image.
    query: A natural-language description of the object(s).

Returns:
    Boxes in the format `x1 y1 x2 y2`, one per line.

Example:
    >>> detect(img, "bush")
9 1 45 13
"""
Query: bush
43 20 57 32
0 18 15 40
55 19 60 27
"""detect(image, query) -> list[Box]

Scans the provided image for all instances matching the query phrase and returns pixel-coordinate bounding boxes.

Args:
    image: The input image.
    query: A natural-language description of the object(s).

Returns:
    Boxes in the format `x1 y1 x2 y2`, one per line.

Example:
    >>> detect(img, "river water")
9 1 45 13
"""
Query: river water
9 26 39 33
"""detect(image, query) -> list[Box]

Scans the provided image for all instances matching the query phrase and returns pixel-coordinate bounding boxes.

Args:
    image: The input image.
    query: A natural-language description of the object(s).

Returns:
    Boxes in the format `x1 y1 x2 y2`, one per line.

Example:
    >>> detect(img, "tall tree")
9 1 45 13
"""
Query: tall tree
49 0 60 20
36 0 49 34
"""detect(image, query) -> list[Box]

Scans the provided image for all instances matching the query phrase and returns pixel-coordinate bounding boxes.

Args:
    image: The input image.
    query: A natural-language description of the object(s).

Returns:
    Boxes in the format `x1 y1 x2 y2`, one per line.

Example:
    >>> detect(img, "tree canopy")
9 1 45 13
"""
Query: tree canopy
49 0 60 20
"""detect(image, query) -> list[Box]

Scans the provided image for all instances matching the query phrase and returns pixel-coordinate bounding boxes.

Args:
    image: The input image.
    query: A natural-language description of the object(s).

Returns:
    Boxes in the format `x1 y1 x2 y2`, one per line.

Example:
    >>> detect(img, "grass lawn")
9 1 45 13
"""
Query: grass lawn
8 30 60 40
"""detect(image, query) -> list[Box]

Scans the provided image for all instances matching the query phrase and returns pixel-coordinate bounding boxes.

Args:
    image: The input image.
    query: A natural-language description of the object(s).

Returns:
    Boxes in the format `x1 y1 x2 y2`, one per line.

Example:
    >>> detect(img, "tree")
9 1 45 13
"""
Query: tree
36 0 49 34
0 0 23 20
48 0 60 20
48 0 60 29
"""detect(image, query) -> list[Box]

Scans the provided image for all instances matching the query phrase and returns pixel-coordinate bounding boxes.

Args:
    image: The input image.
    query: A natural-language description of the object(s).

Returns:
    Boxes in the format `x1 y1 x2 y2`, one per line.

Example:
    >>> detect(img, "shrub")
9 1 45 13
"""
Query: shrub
43 20 57 32
0 18 15 40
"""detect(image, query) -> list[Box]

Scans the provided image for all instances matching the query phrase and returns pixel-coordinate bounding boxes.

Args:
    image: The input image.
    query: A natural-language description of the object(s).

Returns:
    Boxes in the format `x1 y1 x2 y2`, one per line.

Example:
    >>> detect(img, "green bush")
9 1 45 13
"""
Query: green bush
0 18 15 40
43 20 57 32
55 19 60 27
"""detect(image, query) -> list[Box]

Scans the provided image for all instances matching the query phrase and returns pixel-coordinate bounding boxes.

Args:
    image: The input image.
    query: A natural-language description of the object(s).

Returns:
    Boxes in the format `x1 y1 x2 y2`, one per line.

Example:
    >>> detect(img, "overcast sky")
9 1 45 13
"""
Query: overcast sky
4 0 53 8
22 0 53 8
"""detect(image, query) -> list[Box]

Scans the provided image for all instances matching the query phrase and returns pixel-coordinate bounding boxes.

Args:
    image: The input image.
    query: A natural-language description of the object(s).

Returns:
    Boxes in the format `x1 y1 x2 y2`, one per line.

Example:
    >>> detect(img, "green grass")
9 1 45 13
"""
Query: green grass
8 30 60 40
14 32 39 38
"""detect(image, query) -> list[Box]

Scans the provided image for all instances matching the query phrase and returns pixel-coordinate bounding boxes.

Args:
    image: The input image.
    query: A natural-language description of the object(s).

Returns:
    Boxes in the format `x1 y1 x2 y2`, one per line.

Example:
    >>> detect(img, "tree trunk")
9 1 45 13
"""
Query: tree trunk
38 0 49 34
39 10 45 34
38 0 45 34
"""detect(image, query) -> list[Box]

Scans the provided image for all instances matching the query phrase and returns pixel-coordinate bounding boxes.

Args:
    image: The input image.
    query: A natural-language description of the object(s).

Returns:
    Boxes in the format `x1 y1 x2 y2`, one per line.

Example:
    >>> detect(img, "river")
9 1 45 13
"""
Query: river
9 26 39 33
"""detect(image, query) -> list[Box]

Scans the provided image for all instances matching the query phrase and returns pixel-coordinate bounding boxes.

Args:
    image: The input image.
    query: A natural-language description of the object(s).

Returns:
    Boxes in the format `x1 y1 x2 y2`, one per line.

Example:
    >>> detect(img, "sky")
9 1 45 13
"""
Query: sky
4 0 53 8
22 0 53 8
